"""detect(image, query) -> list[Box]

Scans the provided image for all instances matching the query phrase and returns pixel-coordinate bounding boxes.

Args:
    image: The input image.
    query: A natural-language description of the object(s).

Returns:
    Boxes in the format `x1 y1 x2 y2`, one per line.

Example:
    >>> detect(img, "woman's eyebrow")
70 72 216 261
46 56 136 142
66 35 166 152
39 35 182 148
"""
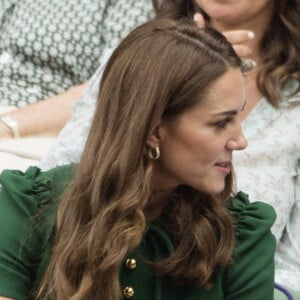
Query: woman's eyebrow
213 100 247 116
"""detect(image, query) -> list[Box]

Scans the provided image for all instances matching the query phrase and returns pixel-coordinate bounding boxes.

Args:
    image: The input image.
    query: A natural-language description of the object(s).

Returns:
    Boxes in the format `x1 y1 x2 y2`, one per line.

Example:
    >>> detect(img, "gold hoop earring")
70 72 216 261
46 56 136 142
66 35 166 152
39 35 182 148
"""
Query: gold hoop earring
148 145 160 160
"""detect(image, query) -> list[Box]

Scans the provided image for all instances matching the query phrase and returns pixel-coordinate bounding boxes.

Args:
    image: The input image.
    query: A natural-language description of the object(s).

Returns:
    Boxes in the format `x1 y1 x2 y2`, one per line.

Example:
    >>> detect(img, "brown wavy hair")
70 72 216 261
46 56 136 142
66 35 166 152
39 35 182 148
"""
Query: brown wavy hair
153 0 300 106
37 18 243 299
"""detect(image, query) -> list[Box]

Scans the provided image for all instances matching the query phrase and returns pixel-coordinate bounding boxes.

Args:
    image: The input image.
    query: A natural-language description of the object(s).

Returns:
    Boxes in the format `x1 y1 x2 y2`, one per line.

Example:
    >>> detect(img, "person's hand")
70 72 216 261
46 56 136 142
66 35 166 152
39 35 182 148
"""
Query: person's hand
193 13 255 60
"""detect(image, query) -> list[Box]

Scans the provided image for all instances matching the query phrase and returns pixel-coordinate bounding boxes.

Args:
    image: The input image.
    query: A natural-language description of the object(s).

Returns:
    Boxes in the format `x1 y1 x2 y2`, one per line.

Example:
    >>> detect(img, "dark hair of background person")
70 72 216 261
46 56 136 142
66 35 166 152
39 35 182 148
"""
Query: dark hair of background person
37 18 243 300
152 0 300 107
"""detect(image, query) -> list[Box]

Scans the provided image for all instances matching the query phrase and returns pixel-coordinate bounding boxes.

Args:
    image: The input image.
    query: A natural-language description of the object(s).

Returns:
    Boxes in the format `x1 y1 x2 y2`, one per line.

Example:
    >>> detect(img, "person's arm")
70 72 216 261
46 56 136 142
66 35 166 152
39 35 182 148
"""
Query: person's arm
0 83 87 140
224 192 276 300
39 61 105 170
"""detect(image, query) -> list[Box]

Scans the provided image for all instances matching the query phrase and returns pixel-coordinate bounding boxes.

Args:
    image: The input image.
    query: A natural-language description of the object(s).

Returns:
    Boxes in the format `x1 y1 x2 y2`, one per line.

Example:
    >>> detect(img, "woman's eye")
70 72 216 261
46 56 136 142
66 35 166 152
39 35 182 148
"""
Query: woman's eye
215 117 231 129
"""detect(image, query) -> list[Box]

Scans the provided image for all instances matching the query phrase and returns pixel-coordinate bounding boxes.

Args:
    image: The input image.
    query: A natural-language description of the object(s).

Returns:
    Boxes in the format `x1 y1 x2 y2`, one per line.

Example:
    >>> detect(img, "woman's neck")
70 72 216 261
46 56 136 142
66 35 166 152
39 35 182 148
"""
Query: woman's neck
144 191 169 222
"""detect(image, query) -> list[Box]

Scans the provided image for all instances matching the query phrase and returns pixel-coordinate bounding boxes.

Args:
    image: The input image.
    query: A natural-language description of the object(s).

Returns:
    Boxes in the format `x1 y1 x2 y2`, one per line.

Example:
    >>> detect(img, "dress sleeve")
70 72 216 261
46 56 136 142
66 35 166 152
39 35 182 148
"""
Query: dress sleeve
0 165 73 299
223 192 277 300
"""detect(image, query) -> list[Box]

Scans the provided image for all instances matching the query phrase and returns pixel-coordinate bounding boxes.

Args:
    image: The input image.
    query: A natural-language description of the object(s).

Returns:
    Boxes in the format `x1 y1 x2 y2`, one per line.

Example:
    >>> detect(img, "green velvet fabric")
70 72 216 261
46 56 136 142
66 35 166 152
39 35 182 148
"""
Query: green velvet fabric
0 165 276 300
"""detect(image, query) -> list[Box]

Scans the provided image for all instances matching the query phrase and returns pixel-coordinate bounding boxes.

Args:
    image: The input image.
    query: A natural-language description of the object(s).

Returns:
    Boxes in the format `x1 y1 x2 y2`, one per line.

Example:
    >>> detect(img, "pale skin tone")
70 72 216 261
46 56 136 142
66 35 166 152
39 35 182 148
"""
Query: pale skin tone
194 0 274 119
0 82 87 140
146 68 247 219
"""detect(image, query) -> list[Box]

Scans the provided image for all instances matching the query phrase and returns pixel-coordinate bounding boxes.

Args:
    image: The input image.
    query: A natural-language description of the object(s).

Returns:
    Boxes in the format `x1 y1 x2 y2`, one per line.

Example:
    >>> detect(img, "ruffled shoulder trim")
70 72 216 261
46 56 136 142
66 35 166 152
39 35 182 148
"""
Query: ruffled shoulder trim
227 191 276 238
223 192 277 298
0 165 74 297
0 164 74 209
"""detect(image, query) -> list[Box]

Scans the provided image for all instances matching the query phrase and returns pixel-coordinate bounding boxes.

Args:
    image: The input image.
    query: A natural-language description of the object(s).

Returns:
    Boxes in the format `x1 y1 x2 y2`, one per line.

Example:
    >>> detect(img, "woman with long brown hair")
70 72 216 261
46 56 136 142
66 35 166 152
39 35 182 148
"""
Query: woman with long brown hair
153 0 300 296
0 18 275 299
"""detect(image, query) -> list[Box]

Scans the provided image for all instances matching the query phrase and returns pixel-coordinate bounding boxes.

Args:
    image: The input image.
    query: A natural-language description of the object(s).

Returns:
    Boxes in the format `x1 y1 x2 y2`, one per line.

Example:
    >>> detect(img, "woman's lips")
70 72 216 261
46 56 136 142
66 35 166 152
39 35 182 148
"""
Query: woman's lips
214 161 231 174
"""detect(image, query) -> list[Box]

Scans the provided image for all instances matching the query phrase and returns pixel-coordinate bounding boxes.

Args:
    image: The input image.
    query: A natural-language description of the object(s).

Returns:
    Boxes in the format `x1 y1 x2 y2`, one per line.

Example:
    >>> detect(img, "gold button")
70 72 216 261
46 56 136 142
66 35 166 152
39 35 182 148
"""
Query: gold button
125 258 137 270
123 286 135 298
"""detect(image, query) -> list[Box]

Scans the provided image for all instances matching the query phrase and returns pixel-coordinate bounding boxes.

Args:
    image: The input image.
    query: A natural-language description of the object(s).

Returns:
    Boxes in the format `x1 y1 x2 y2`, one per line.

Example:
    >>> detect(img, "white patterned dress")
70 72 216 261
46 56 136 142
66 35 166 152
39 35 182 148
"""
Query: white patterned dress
233 86 300 291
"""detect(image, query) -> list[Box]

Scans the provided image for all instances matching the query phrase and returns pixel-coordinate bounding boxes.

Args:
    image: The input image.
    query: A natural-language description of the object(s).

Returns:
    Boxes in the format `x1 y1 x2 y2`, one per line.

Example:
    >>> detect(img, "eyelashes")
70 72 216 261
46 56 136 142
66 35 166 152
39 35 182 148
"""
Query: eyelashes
215 117 232 129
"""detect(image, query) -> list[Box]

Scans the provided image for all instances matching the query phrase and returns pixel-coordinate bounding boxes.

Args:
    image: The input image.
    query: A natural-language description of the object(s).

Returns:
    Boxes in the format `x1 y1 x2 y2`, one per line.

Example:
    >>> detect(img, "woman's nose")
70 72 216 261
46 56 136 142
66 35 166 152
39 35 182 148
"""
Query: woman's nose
226 130 248 151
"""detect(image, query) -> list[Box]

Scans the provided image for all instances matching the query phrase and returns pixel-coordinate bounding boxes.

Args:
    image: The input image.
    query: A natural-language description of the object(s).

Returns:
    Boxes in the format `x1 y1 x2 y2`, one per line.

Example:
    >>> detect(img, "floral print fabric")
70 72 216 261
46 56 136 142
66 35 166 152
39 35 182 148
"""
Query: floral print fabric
233 90 300 291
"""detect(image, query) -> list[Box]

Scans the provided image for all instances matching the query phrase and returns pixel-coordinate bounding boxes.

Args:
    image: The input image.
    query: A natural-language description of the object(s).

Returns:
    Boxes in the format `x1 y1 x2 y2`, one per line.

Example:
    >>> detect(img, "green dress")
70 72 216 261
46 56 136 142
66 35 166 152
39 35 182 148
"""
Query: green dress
0 165 276 300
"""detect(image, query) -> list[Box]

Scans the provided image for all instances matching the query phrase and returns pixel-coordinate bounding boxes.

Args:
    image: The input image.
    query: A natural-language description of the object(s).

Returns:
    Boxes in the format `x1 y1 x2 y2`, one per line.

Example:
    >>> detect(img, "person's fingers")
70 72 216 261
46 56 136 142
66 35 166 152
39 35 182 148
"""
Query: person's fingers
193 13 255 63
193 13 205 28
219 30 255 59
232 45 253 58
193 14 255 48
222 30 255 45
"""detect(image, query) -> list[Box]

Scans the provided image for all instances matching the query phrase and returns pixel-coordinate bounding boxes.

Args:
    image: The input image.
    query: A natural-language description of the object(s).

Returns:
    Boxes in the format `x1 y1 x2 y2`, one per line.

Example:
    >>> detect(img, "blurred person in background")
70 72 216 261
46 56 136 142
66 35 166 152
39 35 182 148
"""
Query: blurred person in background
0 0 153 171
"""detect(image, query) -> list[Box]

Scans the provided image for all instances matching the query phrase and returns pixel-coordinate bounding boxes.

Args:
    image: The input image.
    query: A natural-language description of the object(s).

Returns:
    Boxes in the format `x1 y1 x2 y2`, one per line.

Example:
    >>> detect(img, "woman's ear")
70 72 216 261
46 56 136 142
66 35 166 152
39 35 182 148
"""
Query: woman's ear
146 120 165 148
